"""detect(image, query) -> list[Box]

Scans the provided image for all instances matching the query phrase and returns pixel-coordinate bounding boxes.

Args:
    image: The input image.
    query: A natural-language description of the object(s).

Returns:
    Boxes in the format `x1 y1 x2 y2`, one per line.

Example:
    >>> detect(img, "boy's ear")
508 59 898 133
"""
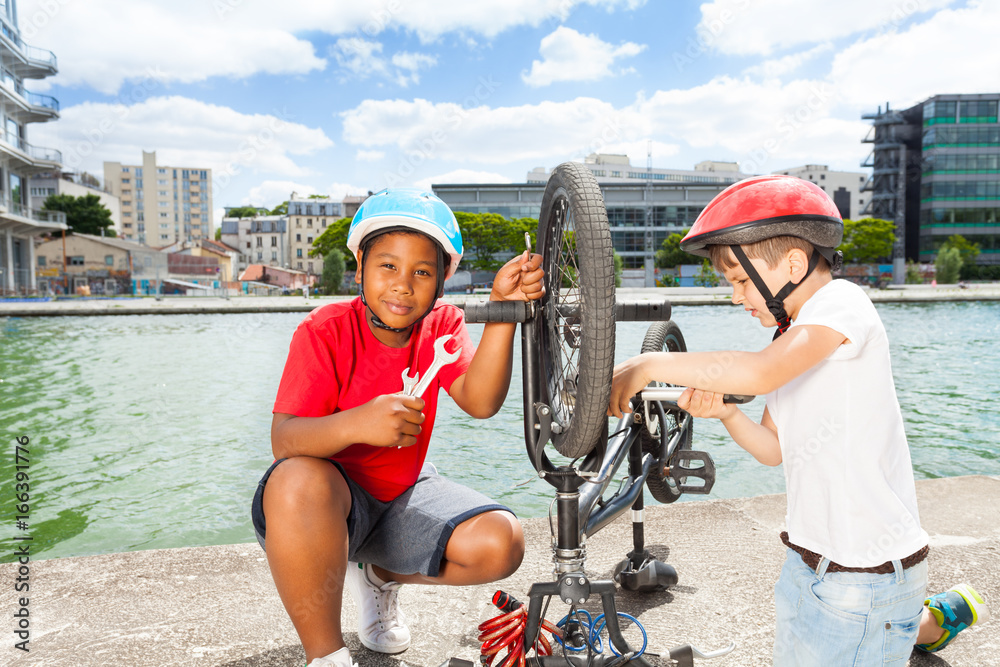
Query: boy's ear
354 250 364 284
786 247 810 283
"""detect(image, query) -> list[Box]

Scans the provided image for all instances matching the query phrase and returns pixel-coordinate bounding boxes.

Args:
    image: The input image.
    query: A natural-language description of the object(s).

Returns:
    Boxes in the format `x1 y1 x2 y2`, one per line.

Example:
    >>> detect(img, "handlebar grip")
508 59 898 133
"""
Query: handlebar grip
615 299 672 322
460 301 531 323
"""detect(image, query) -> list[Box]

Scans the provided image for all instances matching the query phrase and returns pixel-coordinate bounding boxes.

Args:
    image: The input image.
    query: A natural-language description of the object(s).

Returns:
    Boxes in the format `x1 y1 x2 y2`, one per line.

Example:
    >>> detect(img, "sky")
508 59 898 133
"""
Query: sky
20 0 1000 225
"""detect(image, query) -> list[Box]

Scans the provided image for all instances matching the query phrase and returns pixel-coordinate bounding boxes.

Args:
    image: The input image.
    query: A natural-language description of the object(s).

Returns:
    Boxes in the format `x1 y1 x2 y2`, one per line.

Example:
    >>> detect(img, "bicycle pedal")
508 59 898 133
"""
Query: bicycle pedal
668 450 716 495
615 556 678 592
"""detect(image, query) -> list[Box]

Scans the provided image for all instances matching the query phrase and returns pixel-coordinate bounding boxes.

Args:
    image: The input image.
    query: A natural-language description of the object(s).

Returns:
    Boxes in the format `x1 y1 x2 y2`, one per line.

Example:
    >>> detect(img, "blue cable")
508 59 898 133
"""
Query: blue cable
552 610 647 658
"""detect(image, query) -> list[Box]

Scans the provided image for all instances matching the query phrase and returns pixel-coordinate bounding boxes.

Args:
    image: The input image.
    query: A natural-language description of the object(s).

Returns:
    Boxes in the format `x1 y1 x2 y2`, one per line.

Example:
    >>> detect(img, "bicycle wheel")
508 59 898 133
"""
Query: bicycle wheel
536 162 616 459
640 320 694 504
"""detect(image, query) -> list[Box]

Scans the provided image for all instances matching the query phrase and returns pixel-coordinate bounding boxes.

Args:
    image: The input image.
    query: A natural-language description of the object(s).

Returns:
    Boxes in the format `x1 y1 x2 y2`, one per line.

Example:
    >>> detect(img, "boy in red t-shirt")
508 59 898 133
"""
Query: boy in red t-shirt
250 189 544 667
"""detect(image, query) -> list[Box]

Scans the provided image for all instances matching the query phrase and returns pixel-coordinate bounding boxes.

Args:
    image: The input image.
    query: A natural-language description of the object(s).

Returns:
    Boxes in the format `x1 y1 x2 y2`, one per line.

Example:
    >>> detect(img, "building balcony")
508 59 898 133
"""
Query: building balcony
0 132 62 172
0 21 58 79
0 73 59 123
0 196 66 235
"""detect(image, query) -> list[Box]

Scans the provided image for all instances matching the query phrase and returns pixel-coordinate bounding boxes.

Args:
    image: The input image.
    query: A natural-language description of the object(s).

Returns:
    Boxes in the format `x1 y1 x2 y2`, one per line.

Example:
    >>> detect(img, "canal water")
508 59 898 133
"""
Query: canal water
1 300 997 561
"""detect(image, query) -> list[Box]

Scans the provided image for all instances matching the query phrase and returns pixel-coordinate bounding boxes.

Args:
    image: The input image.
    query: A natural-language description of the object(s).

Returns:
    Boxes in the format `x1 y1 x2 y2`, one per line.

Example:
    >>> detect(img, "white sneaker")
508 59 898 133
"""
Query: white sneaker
345 561 410 653
307 647 356 667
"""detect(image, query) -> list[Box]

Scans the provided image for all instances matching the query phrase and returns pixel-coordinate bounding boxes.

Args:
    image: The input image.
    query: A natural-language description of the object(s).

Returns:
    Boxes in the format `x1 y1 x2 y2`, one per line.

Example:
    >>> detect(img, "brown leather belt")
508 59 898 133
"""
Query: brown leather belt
780 531 929 575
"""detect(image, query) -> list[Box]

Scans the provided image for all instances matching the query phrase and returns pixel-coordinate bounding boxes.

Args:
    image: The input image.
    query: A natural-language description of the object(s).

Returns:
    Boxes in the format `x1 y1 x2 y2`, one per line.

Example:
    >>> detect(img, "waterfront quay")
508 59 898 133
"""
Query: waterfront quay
0 476 996 666
1 284 998 317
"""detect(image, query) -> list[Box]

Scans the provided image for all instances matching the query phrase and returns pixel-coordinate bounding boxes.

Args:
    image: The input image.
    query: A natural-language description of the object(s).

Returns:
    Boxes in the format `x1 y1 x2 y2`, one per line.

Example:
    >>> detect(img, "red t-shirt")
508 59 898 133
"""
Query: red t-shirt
273 297 474 501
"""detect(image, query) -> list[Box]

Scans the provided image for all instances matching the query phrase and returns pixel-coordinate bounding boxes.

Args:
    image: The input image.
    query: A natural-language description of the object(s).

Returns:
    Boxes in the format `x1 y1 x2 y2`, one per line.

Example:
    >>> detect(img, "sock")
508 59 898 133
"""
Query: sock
365 562 389 587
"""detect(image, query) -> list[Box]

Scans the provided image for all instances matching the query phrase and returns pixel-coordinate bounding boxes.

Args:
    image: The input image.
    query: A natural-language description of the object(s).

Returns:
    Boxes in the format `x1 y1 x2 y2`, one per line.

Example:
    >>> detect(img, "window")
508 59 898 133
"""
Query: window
270 236 277 247
271 251 277 261
246 241 251 249
297 248 302 258
123 223 132 229
307 218 313 227
256 237 262 247
820 174 825 180
159 212 169 218
69 256 84 266
307 236 313 244
122 189 131 196
160 234 170 240
158 190 168 196
158 168 167 175
297 261 303 269
159 201 168 207
37 256 46 267
122 167 130 173
257 252 263 261
105 255 114 266
308 262 313 273
296 233 301 242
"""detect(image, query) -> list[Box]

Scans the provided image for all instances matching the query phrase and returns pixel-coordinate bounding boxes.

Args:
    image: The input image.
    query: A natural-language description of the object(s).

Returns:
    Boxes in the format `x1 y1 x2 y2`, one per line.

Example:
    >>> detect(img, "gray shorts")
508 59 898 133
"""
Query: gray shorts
251 458 511 577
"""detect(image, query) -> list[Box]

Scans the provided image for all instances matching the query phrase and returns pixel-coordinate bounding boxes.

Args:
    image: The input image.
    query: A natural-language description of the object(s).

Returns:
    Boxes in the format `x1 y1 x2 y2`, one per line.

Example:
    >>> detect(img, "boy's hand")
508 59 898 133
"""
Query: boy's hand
677 387 738 420
490 251 545 302
607 355 655 418
362 394 426 448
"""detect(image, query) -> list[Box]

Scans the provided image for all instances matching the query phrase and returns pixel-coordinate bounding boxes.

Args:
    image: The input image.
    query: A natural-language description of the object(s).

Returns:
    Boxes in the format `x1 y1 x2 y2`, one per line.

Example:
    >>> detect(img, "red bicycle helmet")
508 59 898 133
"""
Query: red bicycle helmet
681 175 844 336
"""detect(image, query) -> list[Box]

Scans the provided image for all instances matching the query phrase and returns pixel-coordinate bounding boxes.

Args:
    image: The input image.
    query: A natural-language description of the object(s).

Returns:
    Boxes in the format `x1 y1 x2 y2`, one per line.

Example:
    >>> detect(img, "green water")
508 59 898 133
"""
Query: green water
1 300 997 561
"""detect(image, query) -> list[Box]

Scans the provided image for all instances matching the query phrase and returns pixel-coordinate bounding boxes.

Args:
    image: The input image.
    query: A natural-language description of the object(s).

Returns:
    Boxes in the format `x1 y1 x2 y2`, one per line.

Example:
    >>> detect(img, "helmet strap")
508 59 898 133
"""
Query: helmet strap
730 245 821 339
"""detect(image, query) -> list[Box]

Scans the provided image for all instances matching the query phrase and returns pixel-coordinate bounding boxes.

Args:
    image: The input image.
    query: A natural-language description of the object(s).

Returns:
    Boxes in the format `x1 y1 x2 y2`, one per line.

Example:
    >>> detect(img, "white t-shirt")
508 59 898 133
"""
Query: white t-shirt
766 279 928 567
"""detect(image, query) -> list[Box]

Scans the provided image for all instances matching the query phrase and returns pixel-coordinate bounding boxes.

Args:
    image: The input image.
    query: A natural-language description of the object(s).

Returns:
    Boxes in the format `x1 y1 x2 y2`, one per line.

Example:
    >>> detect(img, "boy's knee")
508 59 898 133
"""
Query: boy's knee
263 456 347 514
480 513 525 579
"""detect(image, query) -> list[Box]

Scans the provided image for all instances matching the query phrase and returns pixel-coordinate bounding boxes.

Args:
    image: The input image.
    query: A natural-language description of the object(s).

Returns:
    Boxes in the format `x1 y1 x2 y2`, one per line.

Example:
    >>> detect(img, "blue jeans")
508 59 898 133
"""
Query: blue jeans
773 548 928 666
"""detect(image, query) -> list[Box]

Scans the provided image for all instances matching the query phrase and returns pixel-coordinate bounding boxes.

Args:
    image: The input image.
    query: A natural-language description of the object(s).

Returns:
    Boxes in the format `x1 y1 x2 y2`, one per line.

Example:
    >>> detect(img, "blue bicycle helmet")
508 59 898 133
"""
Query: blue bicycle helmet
349 188 464 333
348 188 463 280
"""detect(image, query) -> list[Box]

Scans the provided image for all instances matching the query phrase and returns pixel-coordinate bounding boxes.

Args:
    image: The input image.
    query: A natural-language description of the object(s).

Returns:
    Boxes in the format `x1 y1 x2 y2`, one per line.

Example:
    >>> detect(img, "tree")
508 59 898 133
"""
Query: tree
456 211 526 272
935 246 962 284
613 251 623 288
227 206 261 218
269 201 288 215
694 259 720 287
320 250 346 295
655 230 701 268
310 217 355 269
905 260 924 285
42 193 115 237
215 227 222 241
942 234 979 269
838 218 895 264
79 172 100 188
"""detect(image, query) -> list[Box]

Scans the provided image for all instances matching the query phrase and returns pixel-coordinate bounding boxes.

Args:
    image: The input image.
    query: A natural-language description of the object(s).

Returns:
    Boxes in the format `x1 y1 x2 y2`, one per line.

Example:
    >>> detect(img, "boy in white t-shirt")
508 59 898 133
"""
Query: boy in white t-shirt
607 175 989 665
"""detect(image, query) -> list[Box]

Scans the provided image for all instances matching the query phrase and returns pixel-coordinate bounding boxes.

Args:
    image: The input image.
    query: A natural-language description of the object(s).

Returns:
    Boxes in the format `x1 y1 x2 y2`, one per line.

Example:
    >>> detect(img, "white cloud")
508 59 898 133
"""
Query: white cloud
413 169 512 191
392 51 438 86
356 149 386 162
829 0 1000 108
332 37 389 78
341 96 643 165
695 0 955 56
742 43 834 79
523 27 645 87
21 0 326 95
244 181 316 208
18 0 644 94
325 182 372 199
30 96 335 188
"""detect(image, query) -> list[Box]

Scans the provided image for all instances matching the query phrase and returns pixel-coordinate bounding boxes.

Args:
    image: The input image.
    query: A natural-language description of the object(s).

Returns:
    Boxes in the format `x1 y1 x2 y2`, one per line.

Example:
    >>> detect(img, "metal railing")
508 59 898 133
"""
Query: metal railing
0 20 58 70
23 90 59 112
0 130 62 163
0 197 67 225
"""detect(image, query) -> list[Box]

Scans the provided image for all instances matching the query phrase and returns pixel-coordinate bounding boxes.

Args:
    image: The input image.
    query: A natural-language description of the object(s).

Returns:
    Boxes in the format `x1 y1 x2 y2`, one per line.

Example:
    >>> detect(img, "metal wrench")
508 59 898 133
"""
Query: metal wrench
400 368 419 396
407 334 462 398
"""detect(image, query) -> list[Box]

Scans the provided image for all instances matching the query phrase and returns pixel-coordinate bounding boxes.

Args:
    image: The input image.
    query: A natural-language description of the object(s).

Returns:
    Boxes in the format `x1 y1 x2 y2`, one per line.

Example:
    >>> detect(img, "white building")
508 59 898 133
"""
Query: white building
103 151 213 246
771 164 871 221
28 172 121 233
0 0 65 294
287 194 343 276
528 154 745 187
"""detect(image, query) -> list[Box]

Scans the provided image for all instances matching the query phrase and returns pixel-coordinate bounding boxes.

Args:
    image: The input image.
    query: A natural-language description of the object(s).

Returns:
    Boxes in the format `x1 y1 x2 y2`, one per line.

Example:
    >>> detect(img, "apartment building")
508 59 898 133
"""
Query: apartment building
103 151 213 246
29 171 121 232
0 0 66 294
287 194 343 275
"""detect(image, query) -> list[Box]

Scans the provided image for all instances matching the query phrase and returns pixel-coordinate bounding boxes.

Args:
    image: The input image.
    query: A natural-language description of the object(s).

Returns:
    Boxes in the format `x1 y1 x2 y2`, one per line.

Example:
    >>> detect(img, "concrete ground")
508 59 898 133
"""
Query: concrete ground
0 283 998 317
2 475 997 667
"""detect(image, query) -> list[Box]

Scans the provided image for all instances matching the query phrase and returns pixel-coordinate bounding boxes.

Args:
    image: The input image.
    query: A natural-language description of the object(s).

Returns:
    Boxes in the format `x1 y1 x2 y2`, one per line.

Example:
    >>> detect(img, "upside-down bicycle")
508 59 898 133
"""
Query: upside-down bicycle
456 163 744 666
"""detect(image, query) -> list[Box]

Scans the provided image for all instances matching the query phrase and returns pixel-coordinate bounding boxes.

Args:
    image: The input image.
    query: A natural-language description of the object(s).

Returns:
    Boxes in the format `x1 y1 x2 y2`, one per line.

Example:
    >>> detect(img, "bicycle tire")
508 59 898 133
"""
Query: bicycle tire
640 321 694 504
536 162 616 459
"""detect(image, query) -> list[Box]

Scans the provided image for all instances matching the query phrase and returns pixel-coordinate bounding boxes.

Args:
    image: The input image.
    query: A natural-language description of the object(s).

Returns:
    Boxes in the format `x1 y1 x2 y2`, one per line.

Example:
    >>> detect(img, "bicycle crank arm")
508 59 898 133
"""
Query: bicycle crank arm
640 387 755 404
